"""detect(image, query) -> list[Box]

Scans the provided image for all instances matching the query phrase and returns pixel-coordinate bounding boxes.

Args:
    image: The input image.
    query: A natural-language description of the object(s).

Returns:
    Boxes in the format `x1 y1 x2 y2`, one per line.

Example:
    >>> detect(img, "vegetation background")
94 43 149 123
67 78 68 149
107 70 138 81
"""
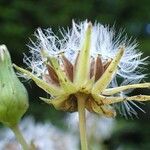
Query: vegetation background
0 0 150 149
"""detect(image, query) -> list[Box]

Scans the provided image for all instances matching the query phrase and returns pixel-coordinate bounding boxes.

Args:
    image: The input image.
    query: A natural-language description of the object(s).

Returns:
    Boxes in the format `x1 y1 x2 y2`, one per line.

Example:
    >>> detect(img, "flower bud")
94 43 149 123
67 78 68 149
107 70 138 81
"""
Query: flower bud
0 45 29 127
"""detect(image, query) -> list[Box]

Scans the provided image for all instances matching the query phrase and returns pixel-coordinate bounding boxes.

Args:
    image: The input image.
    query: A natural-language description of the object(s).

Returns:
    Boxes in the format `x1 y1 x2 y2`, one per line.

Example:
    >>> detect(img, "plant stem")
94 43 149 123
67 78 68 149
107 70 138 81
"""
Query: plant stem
10 124 30 150
77 94 88 150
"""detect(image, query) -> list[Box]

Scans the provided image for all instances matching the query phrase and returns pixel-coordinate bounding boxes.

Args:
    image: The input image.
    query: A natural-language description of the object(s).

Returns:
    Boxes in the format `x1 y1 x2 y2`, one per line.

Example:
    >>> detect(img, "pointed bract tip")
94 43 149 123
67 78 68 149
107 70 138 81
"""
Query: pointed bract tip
0 45 7 60
0 44 7 50
40 48 50 60
85 22 92 37
39 97 50 104
0 45 11 63
87 21 92 29
119 45 125 55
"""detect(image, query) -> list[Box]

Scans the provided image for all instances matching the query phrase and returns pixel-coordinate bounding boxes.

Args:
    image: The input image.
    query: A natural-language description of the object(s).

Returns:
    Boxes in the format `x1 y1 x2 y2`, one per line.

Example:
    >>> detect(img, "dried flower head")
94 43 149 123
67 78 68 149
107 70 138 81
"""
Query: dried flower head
14 20 150 117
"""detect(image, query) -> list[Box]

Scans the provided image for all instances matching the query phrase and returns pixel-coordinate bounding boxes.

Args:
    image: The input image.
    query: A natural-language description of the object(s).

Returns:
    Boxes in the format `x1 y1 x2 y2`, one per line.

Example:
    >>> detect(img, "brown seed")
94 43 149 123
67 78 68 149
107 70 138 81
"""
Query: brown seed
46 64 60 85
94 56 104 81
61 55 73 82
90 57 95 78
43 74 57 85
103 59 112 71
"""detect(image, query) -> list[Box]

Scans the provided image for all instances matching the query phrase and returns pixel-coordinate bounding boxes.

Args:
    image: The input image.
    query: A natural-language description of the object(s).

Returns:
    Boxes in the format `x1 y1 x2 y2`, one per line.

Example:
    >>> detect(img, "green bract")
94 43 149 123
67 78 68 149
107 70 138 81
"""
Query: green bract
0 45 29 127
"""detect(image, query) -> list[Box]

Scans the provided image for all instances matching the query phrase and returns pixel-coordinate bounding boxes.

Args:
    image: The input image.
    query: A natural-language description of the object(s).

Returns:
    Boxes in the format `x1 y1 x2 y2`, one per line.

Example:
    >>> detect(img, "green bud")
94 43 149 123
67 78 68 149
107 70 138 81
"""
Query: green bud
0 45 29 127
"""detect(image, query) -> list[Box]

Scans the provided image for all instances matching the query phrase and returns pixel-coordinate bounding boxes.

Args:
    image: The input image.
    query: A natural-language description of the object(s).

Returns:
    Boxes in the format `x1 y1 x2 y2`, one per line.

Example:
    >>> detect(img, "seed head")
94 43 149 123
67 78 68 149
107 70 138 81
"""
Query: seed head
14 20 150 117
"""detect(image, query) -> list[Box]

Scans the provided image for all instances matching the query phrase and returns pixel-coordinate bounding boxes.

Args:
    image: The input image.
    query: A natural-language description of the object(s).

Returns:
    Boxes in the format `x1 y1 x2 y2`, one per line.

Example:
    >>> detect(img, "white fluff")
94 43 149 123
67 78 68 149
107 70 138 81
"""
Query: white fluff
25 20 146 79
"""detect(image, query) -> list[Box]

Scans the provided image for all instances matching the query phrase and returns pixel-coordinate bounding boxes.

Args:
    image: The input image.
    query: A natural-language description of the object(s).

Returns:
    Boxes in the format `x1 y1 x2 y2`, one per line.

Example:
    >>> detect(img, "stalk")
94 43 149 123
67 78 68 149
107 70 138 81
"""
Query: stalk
10 124 30 150
77 94 88 150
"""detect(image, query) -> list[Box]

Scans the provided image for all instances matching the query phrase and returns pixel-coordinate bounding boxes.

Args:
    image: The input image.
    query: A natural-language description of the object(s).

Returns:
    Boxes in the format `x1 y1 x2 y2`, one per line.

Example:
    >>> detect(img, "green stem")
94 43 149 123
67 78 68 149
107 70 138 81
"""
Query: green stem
77 94 88 150
10 124 30 150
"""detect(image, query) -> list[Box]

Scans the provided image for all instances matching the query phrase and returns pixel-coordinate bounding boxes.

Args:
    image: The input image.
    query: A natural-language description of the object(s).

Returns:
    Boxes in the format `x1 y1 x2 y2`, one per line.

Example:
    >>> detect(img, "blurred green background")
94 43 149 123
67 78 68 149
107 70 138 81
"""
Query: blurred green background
0 0 150 149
